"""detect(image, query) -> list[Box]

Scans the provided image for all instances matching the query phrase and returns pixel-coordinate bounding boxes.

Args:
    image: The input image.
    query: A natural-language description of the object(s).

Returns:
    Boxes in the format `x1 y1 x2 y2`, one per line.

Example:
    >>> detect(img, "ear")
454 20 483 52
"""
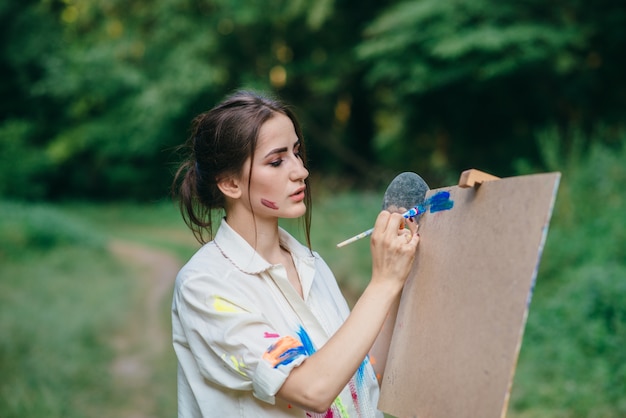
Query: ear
216 175 243 199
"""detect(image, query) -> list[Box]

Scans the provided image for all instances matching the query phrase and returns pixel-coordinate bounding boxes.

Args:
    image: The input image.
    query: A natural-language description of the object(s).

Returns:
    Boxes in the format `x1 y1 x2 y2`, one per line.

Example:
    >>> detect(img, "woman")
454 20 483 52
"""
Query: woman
171 90 419 417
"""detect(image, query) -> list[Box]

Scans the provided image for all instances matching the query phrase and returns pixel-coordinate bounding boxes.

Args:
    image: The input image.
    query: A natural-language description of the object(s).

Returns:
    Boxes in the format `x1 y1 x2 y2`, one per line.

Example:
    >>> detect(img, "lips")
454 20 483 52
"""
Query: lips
290 186 306 201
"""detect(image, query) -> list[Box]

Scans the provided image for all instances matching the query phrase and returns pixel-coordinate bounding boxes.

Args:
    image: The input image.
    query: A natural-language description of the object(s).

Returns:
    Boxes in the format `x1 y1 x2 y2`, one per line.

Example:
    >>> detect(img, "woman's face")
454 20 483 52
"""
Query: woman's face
240 112 309 220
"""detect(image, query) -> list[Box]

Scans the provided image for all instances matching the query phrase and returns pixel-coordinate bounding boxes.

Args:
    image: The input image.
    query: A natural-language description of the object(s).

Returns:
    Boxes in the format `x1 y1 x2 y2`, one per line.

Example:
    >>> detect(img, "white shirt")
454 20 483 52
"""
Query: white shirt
172 219 383 417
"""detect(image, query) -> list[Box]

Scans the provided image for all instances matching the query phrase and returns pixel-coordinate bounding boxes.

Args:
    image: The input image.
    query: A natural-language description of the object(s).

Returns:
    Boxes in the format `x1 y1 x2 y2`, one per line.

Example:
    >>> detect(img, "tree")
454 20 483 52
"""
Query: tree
2 0 396 199
357 0 626 179
0 0 65 198
2 0 625 199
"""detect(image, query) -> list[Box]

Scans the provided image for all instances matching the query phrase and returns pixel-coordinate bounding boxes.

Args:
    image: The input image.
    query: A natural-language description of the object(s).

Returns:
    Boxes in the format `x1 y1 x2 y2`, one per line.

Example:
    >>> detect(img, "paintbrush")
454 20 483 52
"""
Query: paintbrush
336 172 430 248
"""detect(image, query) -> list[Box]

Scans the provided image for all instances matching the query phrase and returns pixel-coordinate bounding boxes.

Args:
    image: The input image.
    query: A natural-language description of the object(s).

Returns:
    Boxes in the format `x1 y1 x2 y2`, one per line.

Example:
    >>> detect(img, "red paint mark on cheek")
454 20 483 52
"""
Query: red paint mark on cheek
261 198 279 210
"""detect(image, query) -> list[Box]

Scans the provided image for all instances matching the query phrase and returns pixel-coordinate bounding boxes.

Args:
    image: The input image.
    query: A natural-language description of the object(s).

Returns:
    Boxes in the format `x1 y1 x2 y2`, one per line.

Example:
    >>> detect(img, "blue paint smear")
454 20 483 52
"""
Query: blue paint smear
269 325 316 368
356 357 368 384
296 325 316 356
426 190 454 213
275 346 309 367
296 325 370 382
274 325 370 377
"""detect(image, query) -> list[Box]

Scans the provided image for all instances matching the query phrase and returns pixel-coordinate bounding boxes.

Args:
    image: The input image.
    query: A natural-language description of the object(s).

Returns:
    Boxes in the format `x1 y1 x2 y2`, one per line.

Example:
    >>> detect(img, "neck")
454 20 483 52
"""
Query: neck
225 210 283 263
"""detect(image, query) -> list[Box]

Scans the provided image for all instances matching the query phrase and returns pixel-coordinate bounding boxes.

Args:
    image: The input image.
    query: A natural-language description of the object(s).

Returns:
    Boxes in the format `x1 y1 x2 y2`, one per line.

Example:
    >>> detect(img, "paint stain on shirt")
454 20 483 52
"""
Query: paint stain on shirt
263 335 308 367
212 296 243 313
264 326 359 418
221 353 248 377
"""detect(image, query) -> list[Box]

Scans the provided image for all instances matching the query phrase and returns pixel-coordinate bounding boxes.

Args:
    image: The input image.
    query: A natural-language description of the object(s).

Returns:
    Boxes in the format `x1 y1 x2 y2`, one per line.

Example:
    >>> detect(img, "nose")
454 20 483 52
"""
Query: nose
291 156 309 182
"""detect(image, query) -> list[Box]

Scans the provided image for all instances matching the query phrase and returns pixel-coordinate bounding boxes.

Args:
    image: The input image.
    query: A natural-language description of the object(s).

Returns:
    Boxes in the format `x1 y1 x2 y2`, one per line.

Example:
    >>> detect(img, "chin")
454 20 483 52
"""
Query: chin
283 206 307 219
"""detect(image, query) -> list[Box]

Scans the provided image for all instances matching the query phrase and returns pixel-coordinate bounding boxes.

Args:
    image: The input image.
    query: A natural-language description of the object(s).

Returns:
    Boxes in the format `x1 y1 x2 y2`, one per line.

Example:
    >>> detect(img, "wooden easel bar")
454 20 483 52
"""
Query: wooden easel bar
458 169 500 188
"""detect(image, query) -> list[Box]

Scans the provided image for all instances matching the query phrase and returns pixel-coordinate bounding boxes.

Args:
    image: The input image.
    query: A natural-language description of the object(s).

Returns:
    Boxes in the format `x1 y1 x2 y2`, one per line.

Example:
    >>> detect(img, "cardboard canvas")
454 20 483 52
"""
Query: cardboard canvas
378 172 560 418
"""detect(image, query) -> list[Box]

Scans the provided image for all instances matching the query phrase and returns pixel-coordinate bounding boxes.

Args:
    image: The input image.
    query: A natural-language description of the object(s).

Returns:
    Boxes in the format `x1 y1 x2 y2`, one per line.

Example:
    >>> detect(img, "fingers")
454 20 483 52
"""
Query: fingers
370 211 420 288
373 210 392 234
386 206 419 238
397 220 420 250
405 216 419 237
372 210 420 247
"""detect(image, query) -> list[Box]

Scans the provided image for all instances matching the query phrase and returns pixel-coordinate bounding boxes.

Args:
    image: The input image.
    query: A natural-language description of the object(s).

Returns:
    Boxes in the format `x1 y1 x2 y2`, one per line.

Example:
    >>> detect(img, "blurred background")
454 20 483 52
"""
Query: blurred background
1 0 624 417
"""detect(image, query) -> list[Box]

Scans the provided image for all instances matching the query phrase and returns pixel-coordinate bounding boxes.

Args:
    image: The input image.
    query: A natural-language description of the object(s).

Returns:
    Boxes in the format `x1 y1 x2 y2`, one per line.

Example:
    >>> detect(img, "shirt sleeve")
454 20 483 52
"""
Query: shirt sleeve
173 269 309 404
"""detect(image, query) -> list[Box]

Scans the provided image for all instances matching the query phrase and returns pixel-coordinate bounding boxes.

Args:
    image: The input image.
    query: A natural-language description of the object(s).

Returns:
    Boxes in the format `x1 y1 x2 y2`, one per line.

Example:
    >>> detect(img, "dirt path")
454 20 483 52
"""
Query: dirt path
108 239 182 418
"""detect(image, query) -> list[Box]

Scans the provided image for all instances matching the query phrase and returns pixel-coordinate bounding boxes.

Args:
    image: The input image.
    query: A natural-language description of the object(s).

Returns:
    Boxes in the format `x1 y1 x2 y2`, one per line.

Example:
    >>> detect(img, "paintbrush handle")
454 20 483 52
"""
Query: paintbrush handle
336 204 426 248
336 227 374 248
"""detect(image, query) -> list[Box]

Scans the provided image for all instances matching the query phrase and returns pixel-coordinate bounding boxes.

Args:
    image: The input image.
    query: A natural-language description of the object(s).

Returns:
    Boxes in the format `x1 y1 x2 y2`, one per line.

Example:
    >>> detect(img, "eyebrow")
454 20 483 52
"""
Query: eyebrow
263 139 301 159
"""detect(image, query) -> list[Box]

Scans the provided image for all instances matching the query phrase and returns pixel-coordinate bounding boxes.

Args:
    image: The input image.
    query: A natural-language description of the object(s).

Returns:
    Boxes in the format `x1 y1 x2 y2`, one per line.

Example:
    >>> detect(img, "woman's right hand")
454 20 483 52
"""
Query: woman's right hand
369 210 420 291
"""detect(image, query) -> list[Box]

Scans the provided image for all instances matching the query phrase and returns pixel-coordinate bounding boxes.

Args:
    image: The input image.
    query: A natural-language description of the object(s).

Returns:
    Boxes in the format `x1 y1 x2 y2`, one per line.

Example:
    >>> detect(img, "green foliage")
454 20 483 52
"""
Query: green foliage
358 0 583 90
0 120 52 199
357 0 626 178
513 263 626 417
0 200 104 260
60 199 201 261
530 128 626 270
2 0 625 198
510 131 626 416
1 0 395 199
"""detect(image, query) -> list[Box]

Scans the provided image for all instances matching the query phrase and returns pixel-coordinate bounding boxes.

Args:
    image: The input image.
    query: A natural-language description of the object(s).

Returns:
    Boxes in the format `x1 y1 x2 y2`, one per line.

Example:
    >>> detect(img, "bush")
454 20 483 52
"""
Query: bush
511 131 626 417
0 120 52 199
0 201 104 260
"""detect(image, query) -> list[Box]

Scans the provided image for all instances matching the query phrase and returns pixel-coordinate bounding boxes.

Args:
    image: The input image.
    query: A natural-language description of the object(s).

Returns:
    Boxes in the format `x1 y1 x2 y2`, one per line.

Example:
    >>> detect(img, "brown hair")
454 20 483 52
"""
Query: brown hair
172 90 312 248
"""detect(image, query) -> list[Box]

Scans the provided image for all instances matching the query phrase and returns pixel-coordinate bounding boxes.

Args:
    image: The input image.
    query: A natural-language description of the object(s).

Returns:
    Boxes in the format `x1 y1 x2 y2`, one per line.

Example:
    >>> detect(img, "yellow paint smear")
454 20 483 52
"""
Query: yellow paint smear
213 296 242 313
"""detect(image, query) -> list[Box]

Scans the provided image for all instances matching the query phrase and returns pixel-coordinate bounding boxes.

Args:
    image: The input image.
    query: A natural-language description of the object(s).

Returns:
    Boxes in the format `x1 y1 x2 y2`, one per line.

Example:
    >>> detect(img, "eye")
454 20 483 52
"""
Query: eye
270 159 283 167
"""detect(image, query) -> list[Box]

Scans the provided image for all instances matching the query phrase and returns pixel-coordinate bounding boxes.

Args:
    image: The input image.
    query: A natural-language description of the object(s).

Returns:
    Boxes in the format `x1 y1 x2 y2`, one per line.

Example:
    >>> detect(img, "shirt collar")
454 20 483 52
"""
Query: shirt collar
213 218 315 278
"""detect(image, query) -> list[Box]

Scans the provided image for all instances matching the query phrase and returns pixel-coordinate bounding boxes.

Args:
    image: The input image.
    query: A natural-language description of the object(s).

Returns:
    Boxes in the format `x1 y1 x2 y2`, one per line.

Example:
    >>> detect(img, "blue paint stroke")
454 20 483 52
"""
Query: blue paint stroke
267 326 317 368
356 356 369 384
273 345 309 367
404 190 454 221
296 325 316 356
426 190 454 213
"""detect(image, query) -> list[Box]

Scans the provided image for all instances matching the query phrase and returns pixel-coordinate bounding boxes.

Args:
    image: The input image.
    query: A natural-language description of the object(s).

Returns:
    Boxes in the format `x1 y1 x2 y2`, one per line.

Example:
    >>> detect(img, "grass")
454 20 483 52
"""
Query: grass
0 201 184 418
0 245 131 417
59 198 201 261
